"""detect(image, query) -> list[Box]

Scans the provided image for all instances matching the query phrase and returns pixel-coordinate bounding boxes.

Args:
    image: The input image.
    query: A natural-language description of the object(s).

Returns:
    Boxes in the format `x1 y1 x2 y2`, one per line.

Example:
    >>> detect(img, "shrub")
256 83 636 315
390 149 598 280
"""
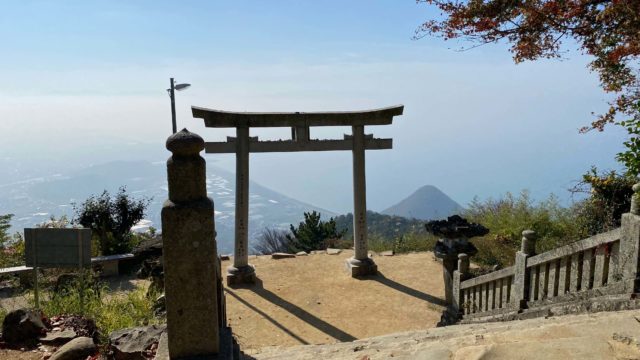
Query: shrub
571 167 636 235
37 272 158 343
253 228 292 255
73 187 150 255
287 211 346 253
462 191 584 267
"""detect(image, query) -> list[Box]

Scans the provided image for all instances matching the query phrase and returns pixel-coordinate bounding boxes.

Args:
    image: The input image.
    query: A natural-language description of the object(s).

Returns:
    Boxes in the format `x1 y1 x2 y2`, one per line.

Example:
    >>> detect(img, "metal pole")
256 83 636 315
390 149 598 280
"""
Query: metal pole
170 77 177 134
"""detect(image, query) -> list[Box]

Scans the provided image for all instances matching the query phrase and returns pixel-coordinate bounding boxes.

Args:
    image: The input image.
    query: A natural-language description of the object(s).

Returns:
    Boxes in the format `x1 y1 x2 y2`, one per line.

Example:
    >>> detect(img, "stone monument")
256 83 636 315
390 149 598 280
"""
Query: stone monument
161 129 220 357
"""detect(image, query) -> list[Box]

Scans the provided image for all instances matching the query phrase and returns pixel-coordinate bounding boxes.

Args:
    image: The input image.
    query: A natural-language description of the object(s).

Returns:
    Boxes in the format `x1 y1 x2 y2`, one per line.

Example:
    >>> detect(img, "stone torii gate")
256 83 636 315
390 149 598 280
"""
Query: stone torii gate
192 105 404 284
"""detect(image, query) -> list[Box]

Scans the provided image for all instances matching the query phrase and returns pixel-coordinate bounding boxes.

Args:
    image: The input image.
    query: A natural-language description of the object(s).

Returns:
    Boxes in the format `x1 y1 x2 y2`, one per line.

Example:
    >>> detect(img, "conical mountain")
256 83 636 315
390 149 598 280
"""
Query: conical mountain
381 185 463 220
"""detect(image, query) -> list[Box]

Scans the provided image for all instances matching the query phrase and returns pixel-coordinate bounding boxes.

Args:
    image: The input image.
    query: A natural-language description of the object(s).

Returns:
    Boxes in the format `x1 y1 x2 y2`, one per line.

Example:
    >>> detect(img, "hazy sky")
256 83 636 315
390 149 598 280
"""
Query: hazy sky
0 1 627 213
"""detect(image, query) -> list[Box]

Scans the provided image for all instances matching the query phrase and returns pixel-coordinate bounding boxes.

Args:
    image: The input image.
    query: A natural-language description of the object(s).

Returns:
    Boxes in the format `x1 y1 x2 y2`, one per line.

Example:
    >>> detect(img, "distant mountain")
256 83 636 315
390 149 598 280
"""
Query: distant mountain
381 185 463 220
0 160 335 253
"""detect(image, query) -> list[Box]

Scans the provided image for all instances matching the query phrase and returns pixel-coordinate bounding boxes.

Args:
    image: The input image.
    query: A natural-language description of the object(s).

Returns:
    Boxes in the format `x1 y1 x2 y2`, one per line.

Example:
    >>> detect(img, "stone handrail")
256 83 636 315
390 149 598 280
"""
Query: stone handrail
450 184 640 323
460 266 515 289
526 228 621 268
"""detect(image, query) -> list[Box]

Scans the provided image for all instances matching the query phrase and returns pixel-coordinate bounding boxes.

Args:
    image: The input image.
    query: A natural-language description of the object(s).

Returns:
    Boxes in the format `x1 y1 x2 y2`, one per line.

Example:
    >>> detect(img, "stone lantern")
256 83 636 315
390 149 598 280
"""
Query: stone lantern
426 215 489 305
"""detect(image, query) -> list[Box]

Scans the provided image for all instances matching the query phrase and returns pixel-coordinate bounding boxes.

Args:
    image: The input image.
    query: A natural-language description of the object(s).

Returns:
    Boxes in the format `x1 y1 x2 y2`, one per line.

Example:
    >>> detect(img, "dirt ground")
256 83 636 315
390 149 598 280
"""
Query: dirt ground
222 250 446 350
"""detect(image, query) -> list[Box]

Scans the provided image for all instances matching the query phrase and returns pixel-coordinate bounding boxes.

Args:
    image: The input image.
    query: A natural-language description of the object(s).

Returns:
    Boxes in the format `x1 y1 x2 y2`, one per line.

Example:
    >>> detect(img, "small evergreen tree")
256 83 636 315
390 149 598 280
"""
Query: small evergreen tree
74 187 149 255
287 211 346 253
0 214 13 247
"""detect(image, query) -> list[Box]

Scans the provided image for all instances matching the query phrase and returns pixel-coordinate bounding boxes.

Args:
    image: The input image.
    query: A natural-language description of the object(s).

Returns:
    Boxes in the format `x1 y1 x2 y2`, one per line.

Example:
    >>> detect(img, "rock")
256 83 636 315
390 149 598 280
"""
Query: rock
109 324 166 360
40 329 77 345
153 294 166 316
326 248 342 255
49 337 96 360
2 309 47 344
137 257 163 280
220 254 231 261
380 250 395 256
154 332 169 360
132 236 163 263
296 251 308 256
271 252 296 259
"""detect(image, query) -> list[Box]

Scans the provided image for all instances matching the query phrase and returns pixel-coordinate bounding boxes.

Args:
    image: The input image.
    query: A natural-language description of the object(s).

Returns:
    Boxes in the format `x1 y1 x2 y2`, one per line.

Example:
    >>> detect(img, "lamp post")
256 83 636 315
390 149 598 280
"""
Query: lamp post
167 78 191 134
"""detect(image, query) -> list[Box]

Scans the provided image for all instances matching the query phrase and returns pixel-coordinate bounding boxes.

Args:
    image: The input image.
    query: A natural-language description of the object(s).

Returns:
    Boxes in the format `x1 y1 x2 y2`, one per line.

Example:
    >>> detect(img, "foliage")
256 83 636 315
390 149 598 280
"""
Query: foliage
617 102 640 175
334 211 426 240
463 191 584 267
0 214 24 269
416 0 640 173
37 215 71 228
253 228 293 255
571 167 636 234
0 214 12 246
287 211 346 253
73 187 149 256
38 273 159 344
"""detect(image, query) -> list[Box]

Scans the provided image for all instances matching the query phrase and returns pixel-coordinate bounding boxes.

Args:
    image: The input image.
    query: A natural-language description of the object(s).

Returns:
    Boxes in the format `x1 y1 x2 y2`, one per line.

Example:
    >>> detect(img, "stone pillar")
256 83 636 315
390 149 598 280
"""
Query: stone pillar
620 183 640 293
228 125 256 285
346 125 377 277
442 253 457 305
511 230 536 311
161 129 219 357
452 253 469 315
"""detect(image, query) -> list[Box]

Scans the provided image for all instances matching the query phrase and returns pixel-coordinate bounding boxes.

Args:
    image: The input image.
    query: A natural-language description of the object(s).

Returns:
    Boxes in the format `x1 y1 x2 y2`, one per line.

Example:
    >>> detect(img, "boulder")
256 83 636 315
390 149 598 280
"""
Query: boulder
380 250 395 256
153 294 166 316
326 248 342 255
296 251 308 256
220 254 231 261
271 252 296 259
49 336 96 360
132 236 163 262
1 309 47 344
108 324 166 360
40 328 77 345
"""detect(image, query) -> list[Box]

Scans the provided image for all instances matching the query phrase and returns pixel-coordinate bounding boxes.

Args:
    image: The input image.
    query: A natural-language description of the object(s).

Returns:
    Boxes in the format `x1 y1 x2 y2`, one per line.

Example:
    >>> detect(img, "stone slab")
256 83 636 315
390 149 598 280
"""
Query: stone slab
271 253 296 259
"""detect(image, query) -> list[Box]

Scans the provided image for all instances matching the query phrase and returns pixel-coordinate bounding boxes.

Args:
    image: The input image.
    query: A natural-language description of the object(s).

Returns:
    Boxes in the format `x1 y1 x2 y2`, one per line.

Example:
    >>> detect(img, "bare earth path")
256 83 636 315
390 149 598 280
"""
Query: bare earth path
221 250 446 350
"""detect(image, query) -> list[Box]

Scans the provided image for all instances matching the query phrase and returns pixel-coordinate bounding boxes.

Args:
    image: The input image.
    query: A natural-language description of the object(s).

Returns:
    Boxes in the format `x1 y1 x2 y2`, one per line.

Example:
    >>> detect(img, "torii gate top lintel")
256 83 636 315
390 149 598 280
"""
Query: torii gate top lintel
191 104 404 128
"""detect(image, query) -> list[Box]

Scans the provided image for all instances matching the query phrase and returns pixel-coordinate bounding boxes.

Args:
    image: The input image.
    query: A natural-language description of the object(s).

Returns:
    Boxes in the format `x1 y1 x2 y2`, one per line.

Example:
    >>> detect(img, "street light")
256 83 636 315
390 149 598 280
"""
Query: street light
167 78 191 134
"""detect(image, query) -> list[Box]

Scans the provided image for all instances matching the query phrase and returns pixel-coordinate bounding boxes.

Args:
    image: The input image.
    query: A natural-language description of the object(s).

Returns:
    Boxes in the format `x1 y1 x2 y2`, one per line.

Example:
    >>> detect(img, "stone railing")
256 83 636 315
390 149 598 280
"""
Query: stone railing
452 185 640 323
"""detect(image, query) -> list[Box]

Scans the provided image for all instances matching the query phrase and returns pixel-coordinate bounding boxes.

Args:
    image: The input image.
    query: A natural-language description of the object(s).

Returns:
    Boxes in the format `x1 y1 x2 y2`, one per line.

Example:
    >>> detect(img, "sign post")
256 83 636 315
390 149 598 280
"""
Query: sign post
24 228 92 309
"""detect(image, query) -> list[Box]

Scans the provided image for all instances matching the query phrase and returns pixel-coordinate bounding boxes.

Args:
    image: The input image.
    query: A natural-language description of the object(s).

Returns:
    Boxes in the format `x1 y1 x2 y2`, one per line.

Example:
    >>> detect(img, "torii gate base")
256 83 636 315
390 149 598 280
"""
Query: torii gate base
193 105 404 283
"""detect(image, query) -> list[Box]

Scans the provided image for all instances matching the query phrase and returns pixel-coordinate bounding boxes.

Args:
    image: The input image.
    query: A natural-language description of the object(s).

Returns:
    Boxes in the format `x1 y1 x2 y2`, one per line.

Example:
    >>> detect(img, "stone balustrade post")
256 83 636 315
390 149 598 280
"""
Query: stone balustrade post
452 253 470 315
620 183 640 293
162 129 220 357
511 230 536 310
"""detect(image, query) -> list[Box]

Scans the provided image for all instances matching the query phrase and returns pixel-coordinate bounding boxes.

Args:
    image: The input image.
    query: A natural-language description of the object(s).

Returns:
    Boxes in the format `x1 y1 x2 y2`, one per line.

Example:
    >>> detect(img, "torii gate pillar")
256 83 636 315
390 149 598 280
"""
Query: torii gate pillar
346 124 377 276
227 125 256 285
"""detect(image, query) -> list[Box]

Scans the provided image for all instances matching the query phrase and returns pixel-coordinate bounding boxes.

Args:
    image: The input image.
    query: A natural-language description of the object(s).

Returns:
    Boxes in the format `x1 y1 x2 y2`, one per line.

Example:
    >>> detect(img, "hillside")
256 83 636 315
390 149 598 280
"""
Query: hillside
333 211 426 239
382 185 463 220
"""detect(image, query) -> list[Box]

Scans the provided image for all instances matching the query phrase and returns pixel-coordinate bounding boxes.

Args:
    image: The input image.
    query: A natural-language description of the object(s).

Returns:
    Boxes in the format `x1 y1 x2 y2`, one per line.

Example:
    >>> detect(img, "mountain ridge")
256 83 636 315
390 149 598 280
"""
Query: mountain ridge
381 185 463 220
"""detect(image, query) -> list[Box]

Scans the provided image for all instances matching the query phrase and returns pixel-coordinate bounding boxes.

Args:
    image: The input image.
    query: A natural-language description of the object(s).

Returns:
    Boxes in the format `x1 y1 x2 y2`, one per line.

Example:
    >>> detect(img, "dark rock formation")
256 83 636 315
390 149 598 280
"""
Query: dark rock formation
1 309 47 345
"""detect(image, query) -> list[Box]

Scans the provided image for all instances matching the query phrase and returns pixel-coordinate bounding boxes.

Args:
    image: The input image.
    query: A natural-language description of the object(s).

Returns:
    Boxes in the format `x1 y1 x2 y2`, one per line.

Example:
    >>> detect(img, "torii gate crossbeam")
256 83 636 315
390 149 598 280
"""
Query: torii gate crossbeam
192 105 404 284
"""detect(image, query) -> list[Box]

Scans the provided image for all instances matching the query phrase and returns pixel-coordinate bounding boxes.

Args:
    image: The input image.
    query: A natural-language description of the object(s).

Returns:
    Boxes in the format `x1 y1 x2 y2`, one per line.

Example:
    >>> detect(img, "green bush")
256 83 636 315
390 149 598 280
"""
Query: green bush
463 191 584 267
73 187 150 256
287 211 346 253
571 168 636 235
37 272 159 343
